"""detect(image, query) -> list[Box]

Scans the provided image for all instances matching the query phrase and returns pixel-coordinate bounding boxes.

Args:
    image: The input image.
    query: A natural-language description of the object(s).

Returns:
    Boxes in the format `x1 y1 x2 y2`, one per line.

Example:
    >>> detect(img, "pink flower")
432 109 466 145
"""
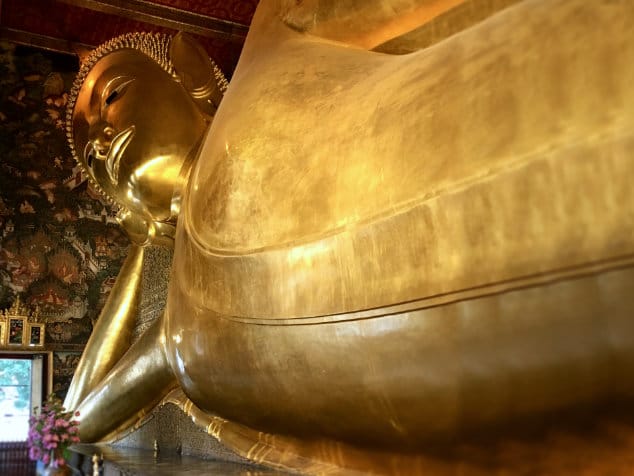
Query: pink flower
27 394 81 463
55 418 69 428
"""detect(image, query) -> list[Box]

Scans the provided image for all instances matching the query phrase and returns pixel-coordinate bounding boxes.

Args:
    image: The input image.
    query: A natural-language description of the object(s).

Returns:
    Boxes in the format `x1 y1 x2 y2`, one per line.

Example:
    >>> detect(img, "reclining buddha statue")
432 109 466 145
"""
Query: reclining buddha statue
65 0 634 472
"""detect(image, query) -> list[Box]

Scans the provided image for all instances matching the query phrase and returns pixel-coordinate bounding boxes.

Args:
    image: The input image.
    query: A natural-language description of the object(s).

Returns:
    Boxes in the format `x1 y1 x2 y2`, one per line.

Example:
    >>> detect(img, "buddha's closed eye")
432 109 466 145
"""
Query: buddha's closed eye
103 77 135 108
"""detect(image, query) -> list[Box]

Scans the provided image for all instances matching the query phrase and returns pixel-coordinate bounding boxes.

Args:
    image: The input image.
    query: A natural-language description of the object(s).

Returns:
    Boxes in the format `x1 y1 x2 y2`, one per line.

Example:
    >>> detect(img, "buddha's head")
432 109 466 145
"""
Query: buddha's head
67 32 227 246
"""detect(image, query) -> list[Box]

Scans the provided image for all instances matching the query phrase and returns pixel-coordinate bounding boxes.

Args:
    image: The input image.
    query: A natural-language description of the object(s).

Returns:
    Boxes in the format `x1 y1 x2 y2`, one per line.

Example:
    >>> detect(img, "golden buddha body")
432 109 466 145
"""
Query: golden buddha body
66 0 634 472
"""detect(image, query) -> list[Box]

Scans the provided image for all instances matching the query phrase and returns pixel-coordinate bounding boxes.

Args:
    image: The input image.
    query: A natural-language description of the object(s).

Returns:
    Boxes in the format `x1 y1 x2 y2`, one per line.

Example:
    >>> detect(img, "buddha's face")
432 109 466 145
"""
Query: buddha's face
72 49 208 222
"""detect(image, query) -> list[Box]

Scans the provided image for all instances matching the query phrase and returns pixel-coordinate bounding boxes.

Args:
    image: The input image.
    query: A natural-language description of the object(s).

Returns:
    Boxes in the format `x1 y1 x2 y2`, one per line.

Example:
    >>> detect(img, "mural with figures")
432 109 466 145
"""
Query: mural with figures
52 351 82 401
0 41 130 393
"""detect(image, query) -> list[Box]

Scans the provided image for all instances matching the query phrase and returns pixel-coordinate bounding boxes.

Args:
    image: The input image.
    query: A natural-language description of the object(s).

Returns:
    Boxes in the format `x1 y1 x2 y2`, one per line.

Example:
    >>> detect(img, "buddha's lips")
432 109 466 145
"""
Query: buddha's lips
106 125 135 185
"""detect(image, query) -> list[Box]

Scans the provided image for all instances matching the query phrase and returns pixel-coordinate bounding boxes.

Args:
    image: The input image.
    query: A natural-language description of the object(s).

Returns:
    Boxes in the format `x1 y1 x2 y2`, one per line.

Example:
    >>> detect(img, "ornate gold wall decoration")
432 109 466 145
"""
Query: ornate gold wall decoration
0 296 45 348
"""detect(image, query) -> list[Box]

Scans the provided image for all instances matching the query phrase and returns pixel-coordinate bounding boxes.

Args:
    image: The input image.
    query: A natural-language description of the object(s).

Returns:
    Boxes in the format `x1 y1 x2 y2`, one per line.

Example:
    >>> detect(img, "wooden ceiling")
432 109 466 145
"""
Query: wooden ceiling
0 0 260 76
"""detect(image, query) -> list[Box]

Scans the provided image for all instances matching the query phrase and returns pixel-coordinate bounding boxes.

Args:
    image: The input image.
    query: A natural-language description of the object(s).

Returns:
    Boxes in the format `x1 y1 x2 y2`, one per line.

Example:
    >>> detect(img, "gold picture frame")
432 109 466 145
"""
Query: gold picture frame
27 323 45 347
1 296 46 349
8 317 26 346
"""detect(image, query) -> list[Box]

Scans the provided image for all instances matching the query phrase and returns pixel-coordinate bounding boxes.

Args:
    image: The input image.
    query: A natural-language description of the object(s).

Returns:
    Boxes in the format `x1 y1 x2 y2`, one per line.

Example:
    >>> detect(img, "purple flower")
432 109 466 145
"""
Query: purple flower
26 394 81 465
28 447 41 460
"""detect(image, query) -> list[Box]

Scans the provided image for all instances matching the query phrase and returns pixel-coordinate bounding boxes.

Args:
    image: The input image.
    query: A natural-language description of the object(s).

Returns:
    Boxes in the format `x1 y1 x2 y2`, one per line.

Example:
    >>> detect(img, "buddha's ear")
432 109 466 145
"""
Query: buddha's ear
170 32 224 117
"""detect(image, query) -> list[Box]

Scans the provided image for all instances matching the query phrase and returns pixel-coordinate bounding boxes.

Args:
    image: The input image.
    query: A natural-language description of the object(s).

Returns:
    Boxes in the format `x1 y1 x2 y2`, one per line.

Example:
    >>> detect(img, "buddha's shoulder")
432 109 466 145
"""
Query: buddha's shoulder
182 150 401 253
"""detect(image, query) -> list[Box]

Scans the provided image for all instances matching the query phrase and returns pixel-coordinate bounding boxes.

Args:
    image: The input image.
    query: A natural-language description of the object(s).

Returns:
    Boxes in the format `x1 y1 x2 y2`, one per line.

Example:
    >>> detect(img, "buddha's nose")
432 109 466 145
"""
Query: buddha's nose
86 122 116 162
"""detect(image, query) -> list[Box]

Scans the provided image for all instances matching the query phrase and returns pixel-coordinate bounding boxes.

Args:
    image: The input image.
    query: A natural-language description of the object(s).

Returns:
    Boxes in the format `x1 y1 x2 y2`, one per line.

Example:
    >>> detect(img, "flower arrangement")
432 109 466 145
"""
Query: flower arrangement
27 394 80 468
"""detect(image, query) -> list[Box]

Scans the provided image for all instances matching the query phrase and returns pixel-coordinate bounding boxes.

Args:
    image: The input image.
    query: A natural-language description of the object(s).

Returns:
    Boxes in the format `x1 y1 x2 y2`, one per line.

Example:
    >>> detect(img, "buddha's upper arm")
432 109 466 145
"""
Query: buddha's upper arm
277 0 468 49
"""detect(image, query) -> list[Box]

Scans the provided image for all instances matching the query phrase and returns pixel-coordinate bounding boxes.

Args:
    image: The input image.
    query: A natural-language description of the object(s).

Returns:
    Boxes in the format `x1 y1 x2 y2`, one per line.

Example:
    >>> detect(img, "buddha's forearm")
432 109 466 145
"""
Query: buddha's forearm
65 244 145 411
75 317 177 442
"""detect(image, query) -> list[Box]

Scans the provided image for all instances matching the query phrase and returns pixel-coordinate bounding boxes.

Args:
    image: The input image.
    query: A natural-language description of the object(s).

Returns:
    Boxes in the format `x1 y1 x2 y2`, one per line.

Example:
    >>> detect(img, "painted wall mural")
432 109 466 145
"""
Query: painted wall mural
0 41 130 396
52 351 82 401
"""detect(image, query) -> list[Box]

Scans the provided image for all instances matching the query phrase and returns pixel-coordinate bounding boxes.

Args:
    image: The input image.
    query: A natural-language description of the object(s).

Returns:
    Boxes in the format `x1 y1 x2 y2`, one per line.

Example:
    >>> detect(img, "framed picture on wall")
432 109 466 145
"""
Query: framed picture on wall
28 323 45 347
0 321 5 345
8 317 25 346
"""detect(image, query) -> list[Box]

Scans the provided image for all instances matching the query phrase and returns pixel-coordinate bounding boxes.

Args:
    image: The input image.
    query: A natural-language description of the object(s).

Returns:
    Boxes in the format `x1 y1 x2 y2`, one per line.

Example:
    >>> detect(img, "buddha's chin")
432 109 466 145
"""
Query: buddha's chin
121 186 174 223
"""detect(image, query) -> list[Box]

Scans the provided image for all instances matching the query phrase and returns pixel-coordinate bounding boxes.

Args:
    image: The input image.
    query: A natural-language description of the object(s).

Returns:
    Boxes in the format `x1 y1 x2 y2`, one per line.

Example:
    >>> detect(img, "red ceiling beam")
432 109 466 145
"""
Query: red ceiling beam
0 26 92 54
57 0 249 42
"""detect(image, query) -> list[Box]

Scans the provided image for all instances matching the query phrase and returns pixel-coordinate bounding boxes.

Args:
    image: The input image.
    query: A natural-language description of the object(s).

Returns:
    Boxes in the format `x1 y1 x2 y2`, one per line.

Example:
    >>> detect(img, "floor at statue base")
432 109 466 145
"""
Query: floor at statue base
64 403 286 475
68 443 282 475
64 402 634 475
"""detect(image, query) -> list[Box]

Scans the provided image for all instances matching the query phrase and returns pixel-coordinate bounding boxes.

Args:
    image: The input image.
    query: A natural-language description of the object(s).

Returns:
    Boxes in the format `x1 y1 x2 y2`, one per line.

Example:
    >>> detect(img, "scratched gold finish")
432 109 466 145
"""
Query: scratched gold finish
65 0 634 473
